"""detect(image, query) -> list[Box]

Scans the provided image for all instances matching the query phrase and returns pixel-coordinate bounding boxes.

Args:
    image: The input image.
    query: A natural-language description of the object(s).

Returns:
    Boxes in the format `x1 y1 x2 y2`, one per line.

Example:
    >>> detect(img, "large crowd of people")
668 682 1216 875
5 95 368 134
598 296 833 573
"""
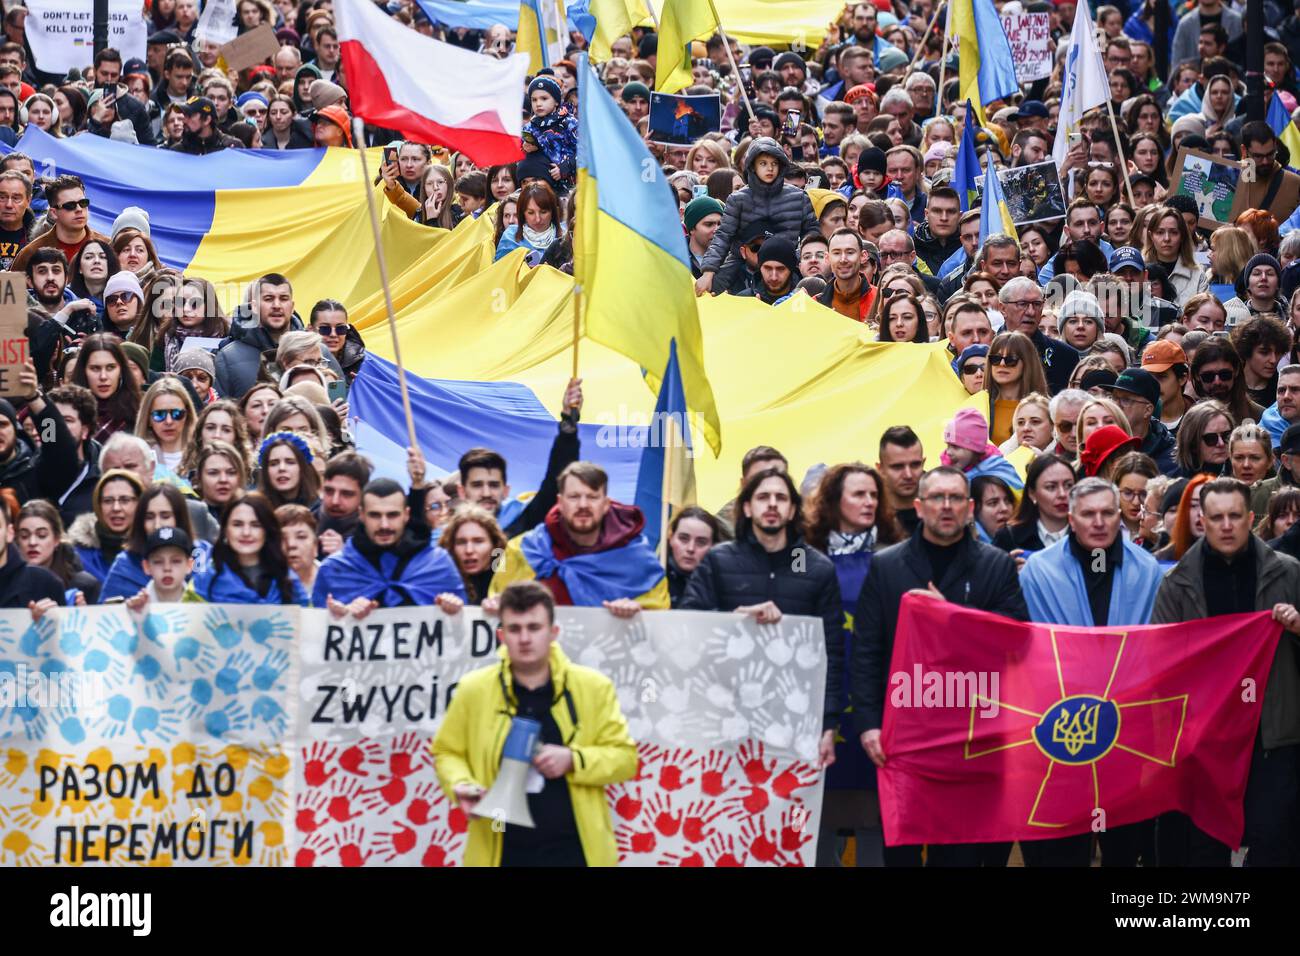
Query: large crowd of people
2 0 1300 867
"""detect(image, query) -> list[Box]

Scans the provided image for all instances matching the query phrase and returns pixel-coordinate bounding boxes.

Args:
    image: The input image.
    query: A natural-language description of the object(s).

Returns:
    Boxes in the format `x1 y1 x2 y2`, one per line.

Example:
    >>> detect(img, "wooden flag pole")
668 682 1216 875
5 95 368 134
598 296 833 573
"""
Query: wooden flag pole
908 0 946 74
641 0 660 30
706 0 755 122
353 120 418 452
1103 100 1138 210
935 28 950 118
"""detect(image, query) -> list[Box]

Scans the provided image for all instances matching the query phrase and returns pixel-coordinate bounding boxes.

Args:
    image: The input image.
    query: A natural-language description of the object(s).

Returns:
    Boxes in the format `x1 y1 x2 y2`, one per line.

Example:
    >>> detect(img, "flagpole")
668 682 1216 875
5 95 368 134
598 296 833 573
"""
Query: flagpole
705 0 754 123
935 30 950 118
641 0 660 30
571 281 582 381
908 0 945 74
659 422 674 567
1104 101 1138 209
352 119 419 452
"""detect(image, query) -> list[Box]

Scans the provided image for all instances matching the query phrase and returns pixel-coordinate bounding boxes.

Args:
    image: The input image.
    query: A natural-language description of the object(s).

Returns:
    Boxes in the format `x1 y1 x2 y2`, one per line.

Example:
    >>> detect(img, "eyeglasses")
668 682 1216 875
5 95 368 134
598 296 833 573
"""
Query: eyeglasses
56 198 90 211
1113 394 1151 408
988 354 1021 366
1202 430 1231 446
105 292 136 307
1056 419 1077 433
1119 488 1145 502
151 408 186 422
1248 149 1278 164
881 286 908 298
101 495 138 508
1006 298 1044 311
316 324 349 336
1198 369 1234 384
879 249 911 261
960 362 985 375
921 493 968 506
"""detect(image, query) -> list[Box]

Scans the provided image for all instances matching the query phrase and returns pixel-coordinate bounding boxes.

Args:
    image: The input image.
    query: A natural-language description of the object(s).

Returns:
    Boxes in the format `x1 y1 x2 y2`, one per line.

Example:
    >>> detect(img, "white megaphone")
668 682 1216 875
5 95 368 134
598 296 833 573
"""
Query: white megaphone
472 716 541 829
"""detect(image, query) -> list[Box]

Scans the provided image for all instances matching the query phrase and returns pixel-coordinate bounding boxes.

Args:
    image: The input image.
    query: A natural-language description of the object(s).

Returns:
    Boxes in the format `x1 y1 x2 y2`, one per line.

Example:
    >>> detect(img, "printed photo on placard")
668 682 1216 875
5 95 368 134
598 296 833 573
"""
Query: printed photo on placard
648 92 723 147
997 160 1067 225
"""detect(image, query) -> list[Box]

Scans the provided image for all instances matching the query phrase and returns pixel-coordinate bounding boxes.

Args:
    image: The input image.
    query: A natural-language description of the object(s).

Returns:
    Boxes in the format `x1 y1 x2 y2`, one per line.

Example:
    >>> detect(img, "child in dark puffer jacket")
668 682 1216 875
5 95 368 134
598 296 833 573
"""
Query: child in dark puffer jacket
521 75 578 195
695 137 818 295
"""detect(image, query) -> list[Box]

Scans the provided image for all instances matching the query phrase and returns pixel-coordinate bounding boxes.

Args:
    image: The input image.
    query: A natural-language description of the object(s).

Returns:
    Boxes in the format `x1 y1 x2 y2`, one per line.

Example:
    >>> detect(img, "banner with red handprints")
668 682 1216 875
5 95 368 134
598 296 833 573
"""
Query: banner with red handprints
297 607 827 866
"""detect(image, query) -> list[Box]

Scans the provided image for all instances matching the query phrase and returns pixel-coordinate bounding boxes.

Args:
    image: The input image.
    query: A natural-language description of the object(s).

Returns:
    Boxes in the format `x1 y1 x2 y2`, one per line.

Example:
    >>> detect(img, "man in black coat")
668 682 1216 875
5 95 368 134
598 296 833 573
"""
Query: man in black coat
681 467 842 768
851 465 1028 866
997 276 1078 395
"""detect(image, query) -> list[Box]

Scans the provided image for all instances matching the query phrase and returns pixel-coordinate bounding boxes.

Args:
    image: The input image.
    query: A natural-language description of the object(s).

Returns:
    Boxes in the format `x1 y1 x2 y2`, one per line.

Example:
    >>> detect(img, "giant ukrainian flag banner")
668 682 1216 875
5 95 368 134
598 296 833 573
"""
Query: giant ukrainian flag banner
0 605 826 867
880 596 1281 848
574 53 722 455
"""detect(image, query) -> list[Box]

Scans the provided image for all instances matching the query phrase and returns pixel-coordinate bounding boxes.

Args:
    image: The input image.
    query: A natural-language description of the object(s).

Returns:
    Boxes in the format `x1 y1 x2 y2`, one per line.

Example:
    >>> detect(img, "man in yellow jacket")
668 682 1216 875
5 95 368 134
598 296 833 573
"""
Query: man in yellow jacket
432 580 638 866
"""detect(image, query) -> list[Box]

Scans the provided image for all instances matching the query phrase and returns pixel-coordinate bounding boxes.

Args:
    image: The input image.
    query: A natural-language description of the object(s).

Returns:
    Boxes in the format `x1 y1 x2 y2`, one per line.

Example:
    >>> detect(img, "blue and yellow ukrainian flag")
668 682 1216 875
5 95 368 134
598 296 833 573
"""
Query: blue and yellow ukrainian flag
574 53 722 454
953 100 980 212
946 0 1019 126
1267 91 1300 167
979 147 1017 244
580 0 651 61
634 339 697 554
655 0 719 93
517 0 567 74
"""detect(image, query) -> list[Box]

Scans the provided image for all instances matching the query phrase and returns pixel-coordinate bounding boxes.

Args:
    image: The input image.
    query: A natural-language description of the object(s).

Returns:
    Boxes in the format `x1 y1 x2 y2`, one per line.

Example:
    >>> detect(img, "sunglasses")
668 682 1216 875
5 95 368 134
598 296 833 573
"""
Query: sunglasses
1199 369 1234 384
105 292 136 307
960 362 985 375
1202 430 1231 446
988 354 1020 366
316 324 349 336
151 408 186 422
56 198 90 211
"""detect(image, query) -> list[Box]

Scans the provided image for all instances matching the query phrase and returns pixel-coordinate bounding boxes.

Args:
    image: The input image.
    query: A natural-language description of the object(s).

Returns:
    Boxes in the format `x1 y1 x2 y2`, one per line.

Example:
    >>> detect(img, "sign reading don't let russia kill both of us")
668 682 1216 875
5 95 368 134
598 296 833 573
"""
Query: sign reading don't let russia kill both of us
24 0 147 74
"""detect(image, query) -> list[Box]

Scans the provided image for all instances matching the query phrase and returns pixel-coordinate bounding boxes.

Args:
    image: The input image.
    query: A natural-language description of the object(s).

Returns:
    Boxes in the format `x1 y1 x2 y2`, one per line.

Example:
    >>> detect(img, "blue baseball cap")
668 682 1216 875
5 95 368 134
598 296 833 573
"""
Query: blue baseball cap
1013 100 1049 120
1108 246 1146 274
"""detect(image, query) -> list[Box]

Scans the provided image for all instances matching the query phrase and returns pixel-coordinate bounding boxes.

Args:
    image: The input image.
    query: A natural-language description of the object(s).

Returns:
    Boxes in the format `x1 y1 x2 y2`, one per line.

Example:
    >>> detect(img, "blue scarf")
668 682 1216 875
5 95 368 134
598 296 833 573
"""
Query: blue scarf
1021 536 1163 627
312 534 466 608
519 522 664 607
193 564 309 606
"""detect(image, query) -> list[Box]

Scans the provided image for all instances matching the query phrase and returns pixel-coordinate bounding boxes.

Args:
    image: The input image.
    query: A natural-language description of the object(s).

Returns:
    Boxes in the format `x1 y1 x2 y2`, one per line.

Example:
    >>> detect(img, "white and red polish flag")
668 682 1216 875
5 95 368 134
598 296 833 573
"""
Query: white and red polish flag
334 0 528 165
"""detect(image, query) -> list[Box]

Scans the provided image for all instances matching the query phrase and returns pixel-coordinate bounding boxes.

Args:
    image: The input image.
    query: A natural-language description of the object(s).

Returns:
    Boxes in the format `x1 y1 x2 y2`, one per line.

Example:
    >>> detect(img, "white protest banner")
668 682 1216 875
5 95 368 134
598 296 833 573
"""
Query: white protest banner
25 0 147 74
0 604 826 867
1000 12 1051 84
196 0 240 46
298 606 827 866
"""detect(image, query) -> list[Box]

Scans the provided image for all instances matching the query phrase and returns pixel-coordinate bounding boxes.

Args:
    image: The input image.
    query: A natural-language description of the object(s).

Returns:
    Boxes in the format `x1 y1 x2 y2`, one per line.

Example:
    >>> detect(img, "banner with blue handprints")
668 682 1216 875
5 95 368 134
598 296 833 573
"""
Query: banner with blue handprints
0 605 303 866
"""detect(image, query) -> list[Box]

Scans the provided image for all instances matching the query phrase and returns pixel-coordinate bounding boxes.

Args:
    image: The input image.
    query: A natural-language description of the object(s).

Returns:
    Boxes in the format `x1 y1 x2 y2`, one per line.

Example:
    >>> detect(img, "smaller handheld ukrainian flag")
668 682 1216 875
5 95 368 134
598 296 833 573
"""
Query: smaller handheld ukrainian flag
575 53 721 454
1267 92 1300 169
953 100 980 212
979 148 1018 244
517 0 568 74
635 339 697 555
656 0 719 93
946 0 1019 126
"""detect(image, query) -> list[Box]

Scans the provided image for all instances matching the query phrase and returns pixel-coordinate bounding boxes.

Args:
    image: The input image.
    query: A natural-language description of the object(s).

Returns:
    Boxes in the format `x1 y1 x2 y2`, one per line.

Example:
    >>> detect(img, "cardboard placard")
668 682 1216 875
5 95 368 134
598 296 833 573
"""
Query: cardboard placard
218 23 280 73
0 272 28 396
1169 147 1249 231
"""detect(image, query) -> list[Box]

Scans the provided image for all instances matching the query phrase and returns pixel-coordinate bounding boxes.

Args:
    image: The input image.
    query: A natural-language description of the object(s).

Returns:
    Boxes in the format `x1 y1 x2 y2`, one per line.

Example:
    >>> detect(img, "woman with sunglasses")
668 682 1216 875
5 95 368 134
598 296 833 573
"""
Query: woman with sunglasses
100 271 145 340
1173 400 1235 478
100 483 211 602
985 332 1049 445
147 274 229 373
952 343 988 395
193 492 310 606
135 378 196 475
309 299 366 384
69 334 141 443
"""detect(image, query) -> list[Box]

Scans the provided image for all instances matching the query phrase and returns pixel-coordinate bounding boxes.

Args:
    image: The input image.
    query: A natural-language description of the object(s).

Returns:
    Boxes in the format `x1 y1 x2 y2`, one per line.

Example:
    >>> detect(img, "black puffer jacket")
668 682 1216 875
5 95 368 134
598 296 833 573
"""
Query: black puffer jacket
0 544 65 608
912 220 962 275
850 526 1028 733
699 138 817 282
679 530 842 729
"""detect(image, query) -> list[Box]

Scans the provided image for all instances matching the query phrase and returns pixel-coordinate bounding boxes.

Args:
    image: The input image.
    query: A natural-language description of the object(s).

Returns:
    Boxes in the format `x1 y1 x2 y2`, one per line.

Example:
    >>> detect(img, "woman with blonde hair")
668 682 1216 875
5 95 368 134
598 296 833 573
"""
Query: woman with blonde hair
985 332 1050 444
1208 226 1258 289
135 377 197 475
686 138 729 177
1228 419 1274 487
1075 395 1133 451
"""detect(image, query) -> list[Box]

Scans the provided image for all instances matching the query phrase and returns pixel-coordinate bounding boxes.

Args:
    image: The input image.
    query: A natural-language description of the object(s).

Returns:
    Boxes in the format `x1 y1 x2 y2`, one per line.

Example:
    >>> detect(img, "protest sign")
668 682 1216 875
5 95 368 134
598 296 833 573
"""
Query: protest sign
0 605 826 867
648 93 723 147
998 160 1067 225
1169 148 1249 231
1000 12 1051 84
25 0 146 73
196 0 240 46
219 24 281 73
0 272 28 396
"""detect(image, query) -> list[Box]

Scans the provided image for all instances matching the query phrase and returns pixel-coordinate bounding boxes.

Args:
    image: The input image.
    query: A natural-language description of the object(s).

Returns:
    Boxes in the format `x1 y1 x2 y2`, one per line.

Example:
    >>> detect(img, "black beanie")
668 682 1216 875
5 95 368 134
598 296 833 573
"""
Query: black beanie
757 236 799 273
0 398 16 433
857 146 887 176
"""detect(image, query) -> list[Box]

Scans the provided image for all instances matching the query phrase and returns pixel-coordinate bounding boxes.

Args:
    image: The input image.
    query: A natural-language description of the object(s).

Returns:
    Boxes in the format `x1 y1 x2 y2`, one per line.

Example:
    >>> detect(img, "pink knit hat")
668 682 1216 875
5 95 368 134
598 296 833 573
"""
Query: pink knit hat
943 407 999 455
